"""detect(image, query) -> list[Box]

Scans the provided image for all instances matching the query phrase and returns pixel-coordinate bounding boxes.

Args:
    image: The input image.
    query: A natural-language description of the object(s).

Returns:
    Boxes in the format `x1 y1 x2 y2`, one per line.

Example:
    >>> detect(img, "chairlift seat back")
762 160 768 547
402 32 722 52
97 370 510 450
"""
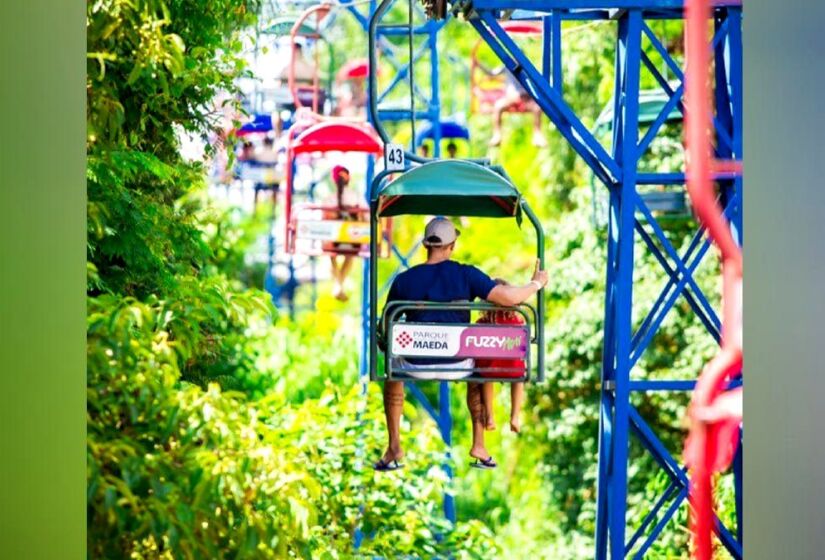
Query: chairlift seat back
381 301 535 383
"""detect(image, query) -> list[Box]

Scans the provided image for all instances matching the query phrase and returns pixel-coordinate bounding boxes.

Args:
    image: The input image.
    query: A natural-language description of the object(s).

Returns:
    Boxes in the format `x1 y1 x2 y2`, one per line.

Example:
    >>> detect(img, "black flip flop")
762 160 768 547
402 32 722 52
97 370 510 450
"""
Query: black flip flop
470 456 497 470
374 458 403 472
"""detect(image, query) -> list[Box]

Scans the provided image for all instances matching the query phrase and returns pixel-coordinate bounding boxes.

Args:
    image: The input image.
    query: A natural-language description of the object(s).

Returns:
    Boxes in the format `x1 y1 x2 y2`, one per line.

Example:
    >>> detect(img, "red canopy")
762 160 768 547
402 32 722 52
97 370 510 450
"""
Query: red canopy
501 20 542 35
336 58 372 82
289 121 383 155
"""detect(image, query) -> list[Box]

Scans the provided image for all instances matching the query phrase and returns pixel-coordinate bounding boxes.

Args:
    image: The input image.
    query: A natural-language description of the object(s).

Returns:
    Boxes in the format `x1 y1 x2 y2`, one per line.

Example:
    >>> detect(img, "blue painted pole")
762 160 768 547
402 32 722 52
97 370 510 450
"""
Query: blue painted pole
551 12 562 93
356 15 379 544
430 24 442 158
541 12 562 92
362 154 377 380
723 7 743 241
264 196 279 307
733 429 743 543
718 9 744 545
607 10 642 558
439 381 456 524
541 16 552 81
423 10 453 522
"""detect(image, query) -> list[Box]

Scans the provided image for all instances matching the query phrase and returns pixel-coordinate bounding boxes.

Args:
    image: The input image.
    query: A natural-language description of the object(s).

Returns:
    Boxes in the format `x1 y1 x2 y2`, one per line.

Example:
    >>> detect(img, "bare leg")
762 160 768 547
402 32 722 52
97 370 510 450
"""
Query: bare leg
382 381 405 462
340 256 355 277
336 256 354 301
531 104 547 147
329 256 342 298
490 103 505 146
510 382 525 433
467 383 491 460
482 382 496 431
489 91 520 146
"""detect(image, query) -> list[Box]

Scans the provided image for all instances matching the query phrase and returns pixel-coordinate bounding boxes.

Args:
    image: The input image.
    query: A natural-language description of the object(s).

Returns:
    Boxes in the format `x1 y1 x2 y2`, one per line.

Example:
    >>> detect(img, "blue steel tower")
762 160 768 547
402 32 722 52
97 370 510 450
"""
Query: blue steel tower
420 1 742 557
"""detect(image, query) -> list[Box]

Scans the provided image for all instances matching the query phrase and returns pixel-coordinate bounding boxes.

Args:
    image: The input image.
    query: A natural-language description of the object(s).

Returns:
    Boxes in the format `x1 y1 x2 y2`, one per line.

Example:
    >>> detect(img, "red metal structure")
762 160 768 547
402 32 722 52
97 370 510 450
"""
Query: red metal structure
284 120 391 258
683 0 744 558
336 58 371 81
469 20 542 115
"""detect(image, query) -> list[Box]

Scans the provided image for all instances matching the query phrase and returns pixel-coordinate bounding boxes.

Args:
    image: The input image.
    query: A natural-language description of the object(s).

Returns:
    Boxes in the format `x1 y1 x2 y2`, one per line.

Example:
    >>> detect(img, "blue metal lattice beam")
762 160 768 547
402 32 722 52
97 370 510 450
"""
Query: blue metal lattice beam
457 2 743 557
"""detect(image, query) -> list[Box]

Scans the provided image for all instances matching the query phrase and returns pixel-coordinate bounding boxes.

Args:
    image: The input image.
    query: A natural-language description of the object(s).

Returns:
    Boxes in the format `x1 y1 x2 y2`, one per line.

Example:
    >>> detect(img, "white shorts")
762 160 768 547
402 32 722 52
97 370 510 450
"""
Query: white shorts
390 358 474 380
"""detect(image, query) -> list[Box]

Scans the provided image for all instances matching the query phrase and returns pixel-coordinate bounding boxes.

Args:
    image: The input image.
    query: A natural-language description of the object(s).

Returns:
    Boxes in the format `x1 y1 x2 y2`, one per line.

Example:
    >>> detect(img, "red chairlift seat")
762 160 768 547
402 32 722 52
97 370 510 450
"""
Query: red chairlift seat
284 121 392 258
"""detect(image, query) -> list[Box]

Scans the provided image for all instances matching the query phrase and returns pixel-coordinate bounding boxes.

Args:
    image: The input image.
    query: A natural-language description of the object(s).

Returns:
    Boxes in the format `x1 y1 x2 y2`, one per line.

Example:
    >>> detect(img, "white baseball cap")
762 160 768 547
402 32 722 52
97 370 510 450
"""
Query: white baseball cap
423 217 460 247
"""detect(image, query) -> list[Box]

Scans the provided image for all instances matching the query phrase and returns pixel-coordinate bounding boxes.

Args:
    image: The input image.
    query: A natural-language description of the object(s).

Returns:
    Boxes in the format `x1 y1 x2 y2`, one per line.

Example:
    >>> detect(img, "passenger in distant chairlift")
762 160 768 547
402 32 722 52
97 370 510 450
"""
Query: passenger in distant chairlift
252 136 282 208
375 218 548 471
233 140 255 183
338 75 367 117
419 143 430 159
253 136 278 164
238 140 255 162
322 165 360 302
446 141 458 159
480 65 546 149
274 42 316 86
273 42 322 110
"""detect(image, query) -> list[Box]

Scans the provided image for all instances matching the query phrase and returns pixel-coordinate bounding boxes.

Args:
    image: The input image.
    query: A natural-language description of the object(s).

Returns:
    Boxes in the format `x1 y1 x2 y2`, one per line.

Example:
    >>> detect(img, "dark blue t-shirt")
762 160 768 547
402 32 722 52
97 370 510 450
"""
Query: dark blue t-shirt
386 260 496 324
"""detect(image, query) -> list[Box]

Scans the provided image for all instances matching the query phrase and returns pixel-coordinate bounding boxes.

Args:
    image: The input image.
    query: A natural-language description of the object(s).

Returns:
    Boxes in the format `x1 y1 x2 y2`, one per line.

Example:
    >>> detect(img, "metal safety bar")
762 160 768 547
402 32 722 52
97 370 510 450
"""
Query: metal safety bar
381 300 539 343
377 300 535 383
683 0 743 558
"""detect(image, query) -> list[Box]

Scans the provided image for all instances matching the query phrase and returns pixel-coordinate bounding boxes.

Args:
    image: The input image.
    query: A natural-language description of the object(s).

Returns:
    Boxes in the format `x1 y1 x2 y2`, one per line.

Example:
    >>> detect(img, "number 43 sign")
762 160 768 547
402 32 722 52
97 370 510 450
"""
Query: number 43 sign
384 143 405 171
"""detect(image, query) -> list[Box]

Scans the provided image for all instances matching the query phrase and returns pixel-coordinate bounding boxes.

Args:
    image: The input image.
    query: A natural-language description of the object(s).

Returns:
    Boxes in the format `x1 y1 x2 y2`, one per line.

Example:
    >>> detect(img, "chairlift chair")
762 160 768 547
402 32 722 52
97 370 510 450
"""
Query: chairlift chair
470 21 543 115
285 121 393 258
259 14 336 115
289 4 336 115
369 159 546 384
334 58 373 117
591 89 690 225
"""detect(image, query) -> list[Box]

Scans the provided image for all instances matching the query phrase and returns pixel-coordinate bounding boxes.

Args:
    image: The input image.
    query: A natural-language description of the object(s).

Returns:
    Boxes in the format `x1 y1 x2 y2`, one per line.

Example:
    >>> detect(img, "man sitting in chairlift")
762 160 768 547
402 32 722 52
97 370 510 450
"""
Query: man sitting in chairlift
274 41 322 110
480 65 547 149
274 41 316 86
375 218 548 471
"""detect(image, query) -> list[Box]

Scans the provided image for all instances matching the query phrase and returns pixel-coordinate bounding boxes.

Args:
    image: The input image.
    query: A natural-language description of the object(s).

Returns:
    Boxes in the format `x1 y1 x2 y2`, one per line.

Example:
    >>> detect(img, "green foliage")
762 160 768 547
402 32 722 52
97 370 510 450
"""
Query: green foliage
87 298 496 558
87 151 210 297
87 0 256 149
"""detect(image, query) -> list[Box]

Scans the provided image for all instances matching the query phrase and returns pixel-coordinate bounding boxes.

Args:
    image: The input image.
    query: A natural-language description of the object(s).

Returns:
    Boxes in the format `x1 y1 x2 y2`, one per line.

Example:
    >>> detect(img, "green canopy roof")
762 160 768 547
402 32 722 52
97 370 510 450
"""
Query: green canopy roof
374 160 522 219
594 89 683 131
262 18 319 37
